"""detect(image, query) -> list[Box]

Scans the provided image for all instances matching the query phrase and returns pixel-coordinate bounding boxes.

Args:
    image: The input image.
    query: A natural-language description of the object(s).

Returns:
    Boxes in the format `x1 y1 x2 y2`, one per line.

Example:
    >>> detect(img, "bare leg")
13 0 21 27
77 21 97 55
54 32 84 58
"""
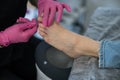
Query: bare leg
39 22 99 58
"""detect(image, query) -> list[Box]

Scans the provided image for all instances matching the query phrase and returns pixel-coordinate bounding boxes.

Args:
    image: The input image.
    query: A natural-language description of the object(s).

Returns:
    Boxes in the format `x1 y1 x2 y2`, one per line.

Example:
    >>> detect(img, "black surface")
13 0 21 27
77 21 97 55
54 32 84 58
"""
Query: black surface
35 41 72 80
0 0 27 30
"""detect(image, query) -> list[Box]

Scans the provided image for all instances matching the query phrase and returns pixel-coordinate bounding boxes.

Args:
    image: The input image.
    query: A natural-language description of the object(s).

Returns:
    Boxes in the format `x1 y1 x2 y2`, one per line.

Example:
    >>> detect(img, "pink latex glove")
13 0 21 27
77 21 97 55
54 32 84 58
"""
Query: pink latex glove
0 18 37 47
38 0 71 26
17 17 31 23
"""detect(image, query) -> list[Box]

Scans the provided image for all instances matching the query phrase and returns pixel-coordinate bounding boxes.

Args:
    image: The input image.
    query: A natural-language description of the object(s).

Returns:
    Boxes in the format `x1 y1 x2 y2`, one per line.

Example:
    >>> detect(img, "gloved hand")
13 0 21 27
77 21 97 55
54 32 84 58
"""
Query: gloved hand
0 18 37 47
38 0 71 26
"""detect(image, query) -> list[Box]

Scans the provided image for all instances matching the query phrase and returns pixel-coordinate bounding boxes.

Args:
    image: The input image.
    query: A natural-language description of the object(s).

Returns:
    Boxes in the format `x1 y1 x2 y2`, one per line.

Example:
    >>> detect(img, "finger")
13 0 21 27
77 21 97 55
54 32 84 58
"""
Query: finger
56 5 63 23
38 13 43 23
19 22 36 30
42 7 50 27
24 25 37 37
38 8 44 17
38 16 43 23
17 17 30 23
31 19 38 27
62 3 71 12
48 7 56 26
32 19 37 23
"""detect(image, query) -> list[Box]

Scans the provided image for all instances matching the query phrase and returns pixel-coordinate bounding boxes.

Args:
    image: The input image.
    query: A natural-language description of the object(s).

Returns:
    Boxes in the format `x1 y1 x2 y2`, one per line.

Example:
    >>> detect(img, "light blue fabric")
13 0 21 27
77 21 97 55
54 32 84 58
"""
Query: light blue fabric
99 40 120 68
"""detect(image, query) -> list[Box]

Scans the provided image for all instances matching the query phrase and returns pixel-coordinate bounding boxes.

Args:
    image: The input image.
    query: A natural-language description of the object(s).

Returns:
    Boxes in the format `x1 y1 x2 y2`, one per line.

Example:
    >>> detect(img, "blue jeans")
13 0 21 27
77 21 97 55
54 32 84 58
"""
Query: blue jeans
100 40 120 68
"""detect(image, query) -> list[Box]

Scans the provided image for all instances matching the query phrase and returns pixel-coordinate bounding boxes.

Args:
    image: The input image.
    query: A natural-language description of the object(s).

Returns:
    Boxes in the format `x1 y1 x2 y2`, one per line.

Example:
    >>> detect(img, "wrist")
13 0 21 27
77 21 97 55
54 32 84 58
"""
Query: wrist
0 31 10 47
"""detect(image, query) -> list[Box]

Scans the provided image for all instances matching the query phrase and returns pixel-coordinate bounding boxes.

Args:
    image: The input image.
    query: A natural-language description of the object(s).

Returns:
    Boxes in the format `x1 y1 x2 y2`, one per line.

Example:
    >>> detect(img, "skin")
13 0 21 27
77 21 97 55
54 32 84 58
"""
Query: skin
38 17 100 58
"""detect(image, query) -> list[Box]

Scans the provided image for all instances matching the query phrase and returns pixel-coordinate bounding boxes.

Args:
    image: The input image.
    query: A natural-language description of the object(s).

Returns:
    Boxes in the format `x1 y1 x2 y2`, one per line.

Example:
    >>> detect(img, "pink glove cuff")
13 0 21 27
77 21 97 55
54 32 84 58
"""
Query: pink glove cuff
0 31 10 47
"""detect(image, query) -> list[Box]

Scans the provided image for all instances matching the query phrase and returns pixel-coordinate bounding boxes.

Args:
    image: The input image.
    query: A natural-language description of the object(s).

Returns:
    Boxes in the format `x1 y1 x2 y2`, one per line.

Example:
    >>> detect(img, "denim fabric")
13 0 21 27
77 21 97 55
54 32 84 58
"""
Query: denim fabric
69 7 120 80
99 40 120 68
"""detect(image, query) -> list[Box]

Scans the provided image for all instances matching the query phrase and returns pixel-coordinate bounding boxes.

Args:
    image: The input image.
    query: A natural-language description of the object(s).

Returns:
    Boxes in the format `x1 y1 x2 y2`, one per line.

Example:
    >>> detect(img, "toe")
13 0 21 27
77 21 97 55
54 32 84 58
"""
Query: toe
44 37 49 43
39 30 47 38
39 25 46 32
39 27 44 32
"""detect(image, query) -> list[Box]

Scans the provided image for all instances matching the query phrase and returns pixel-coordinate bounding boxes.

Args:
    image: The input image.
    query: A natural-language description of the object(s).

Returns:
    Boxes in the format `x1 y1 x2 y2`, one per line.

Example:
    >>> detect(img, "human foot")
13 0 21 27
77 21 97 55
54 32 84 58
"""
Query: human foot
39 22 99 58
